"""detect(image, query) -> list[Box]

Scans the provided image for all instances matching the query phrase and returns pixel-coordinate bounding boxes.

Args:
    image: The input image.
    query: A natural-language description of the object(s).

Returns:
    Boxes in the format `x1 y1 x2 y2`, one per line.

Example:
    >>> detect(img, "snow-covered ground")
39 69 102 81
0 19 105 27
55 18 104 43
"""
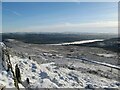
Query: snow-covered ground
96 53 116 58
0 55 120 89
0 59 24 89
0 41 120 89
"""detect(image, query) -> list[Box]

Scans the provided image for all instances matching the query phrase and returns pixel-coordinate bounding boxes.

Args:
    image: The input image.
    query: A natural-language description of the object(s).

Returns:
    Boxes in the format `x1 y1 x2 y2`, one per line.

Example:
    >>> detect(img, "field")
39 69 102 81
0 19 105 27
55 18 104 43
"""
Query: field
0 33 120 89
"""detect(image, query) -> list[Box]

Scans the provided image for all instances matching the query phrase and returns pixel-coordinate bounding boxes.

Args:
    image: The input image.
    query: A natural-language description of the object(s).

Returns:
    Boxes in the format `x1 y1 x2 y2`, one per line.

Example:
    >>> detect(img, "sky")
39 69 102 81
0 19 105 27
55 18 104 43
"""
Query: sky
2 2 118 33
2 0 120 2
0 2 1 41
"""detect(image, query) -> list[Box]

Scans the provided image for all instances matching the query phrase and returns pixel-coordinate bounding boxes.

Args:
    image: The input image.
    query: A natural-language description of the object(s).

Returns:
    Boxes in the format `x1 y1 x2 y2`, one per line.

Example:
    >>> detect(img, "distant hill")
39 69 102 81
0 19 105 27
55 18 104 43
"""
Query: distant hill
2 33 117 44
2 33 119 52
74 37 120 52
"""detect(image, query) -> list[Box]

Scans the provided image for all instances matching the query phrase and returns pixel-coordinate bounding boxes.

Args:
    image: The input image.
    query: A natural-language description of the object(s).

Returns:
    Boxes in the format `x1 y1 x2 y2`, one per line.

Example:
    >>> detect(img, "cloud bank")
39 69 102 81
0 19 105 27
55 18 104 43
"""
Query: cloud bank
13 21 117 33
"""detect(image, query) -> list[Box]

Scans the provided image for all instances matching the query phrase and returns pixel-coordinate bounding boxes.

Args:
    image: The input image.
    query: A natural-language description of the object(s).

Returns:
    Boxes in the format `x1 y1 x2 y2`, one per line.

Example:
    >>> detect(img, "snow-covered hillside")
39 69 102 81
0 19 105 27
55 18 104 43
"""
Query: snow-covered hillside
0 55 120 89
0 41 120 89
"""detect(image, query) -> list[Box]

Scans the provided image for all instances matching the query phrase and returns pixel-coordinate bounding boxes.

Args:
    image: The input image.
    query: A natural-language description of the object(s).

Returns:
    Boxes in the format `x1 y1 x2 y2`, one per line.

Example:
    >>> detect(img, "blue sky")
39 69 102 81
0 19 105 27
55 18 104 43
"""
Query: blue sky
2 2 118 33
0 2 2 34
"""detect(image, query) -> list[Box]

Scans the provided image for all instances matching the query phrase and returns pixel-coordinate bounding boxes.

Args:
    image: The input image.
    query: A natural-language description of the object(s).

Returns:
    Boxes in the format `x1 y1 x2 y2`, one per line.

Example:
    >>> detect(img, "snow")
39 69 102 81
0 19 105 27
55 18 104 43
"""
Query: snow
0 71 14 88
51 39 104 45
0 55 119 89
80 57 120 70
0 65 25 89
0 42 6 48
0 42 120 89
97 53 115 58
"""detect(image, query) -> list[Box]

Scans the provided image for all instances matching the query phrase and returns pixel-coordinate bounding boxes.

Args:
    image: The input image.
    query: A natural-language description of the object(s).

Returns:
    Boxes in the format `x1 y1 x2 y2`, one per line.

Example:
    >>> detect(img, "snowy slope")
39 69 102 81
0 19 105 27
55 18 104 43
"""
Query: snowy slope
0 41 120 89
0 42 6 47
0 55 118 89
0 42 24 89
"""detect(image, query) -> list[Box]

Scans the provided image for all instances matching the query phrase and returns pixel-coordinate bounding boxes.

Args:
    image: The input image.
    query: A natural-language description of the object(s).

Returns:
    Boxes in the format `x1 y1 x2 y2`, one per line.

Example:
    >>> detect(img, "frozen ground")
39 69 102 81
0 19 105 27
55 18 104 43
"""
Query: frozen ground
0 55 120 89
0 40 120 89
4 39 119 65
